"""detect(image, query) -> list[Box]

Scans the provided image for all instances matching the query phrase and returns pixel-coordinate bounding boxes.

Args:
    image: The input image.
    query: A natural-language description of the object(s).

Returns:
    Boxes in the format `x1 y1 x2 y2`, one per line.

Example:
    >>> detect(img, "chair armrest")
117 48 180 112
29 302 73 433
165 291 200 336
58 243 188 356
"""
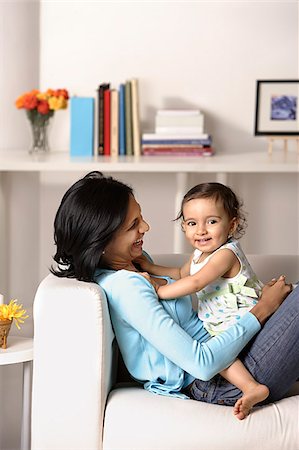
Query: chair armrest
31 274 115 450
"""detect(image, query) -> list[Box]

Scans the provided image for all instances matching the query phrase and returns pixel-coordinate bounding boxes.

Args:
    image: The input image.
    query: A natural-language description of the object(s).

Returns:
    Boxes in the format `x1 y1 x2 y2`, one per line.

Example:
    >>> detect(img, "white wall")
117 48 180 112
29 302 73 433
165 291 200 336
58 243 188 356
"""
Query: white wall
39 1 298 154
0 0 40 150
0 2 40 448
38 0 298 269
0 1 298 449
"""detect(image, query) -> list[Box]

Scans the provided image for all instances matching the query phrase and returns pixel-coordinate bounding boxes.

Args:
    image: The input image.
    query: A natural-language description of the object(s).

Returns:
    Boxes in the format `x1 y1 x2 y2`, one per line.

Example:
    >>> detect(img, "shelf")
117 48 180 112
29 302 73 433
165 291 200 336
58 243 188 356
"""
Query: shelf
0 336 33 365
0 149 297 255
0 150 298 173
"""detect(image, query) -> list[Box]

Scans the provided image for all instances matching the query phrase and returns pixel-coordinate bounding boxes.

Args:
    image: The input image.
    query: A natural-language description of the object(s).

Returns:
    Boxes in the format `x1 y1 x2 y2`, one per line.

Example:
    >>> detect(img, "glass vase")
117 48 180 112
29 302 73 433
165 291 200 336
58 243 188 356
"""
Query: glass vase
27 110 53 154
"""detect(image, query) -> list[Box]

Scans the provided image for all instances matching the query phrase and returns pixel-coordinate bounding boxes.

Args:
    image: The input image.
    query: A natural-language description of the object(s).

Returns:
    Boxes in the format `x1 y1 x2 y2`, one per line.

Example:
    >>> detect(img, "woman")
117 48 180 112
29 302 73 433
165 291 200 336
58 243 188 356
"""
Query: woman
52 171 298 408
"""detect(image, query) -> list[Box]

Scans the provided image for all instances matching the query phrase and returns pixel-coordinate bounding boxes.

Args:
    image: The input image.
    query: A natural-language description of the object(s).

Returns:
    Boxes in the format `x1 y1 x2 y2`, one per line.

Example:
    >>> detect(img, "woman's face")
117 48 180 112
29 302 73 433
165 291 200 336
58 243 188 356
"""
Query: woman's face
103 195 150 268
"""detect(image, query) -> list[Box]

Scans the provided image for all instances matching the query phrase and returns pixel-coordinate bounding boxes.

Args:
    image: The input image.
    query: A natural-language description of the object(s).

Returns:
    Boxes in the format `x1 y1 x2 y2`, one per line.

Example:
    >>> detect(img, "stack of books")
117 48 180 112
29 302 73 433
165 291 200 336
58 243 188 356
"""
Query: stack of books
97 78 141 157
141 109 214 156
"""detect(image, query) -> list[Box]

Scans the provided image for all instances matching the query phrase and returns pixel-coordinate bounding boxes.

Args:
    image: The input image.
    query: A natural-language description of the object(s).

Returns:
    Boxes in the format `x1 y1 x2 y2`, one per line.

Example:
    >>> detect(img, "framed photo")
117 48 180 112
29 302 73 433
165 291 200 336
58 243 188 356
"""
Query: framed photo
254 80 299 135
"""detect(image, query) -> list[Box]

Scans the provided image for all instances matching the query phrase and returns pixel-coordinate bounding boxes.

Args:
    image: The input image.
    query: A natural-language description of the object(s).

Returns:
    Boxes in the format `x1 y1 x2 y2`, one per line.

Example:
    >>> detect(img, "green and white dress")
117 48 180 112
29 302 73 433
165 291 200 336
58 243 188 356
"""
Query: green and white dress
191 238 264 336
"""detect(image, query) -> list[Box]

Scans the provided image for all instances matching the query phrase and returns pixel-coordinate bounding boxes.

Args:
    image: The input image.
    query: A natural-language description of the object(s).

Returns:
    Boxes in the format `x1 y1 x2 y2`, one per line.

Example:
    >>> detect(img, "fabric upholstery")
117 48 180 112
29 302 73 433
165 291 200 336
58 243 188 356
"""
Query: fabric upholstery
32 275 115 450
103 386 299 450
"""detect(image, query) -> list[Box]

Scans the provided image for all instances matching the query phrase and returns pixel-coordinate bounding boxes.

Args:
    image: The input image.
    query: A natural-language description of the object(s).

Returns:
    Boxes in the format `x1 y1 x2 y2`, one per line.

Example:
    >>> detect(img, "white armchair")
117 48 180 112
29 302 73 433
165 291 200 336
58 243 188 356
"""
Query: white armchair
31 254 299 450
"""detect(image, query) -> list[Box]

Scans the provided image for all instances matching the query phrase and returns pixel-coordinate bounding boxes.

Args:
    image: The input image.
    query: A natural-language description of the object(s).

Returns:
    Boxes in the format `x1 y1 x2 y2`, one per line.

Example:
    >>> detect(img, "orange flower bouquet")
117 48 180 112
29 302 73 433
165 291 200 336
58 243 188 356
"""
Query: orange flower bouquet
0 300 29 349
15 89 69 154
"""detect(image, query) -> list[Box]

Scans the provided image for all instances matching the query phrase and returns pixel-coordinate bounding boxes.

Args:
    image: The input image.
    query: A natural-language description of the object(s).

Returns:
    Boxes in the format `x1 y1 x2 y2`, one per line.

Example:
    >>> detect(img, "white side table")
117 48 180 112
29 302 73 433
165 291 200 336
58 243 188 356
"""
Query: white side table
0 336 33 450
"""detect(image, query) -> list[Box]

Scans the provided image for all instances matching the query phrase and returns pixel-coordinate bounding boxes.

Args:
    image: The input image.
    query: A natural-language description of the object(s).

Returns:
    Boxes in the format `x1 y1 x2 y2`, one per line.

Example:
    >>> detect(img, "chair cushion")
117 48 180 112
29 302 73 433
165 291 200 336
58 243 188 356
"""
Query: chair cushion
103 385 299 450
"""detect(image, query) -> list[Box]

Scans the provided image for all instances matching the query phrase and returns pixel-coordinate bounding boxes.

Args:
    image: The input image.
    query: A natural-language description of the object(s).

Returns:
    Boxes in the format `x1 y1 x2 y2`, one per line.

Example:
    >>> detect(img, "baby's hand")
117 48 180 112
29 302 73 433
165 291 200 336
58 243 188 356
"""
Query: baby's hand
134 254 153 272
140 272 160 294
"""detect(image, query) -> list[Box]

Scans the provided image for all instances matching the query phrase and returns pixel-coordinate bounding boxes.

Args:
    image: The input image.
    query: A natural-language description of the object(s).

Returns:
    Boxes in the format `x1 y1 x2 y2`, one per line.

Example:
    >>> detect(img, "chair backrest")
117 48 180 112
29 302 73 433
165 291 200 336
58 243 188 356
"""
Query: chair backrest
32 274 116 450
247 254 299 283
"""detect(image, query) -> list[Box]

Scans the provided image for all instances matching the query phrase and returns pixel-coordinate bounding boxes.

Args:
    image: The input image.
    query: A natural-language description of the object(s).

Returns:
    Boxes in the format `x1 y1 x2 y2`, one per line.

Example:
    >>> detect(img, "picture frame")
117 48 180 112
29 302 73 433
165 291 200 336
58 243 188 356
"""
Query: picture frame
254 80 299 136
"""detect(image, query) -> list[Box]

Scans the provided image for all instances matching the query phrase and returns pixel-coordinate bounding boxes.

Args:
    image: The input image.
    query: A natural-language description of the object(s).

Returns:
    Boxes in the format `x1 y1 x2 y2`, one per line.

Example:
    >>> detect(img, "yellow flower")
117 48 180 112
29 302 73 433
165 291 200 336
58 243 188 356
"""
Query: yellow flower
36 92 49 101
0 300 29 330
48 95 68 110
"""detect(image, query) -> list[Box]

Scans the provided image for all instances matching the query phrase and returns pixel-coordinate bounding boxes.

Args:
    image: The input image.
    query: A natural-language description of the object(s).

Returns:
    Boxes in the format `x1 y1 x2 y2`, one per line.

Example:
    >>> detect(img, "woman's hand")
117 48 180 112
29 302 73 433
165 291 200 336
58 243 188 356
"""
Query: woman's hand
250 275 292 325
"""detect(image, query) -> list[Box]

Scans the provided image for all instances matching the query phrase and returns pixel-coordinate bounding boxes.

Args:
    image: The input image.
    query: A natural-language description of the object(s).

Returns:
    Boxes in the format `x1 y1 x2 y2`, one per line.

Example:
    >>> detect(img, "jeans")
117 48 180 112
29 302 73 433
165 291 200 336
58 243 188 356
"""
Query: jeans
188 284 299 405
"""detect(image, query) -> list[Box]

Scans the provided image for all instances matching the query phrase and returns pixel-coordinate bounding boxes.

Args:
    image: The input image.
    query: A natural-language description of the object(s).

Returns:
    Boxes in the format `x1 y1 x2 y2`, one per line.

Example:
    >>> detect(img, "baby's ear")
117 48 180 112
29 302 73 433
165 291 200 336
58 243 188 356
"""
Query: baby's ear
230 217 239 236
181 220 187 232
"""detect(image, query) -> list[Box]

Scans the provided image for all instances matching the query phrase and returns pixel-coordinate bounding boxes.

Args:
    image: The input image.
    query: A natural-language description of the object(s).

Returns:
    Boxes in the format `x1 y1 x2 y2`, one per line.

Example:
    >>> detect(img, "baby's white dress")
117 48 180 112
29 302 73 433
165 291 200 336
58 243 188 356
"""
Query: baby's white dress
190 238 263 336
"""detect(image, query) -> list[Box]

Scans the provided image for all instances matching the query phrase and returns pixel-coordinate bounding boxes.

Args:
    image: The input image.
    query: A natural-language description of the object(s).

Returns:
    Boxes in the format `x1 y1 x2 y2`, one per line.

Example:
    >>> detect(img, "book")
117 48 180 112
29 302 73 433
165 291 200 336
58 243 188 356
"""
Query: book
125 80 133 155
155 126 205 135
142 139 212 146
103 88 111 156
97 83 109 155
142 147 214 156
119 84 126 155
142 133 212 146
156 109 201 116
142 132 209 140
131 78 141 156
110 89 119 157
155 113 204 132
70 97 94 157
142 144 211 150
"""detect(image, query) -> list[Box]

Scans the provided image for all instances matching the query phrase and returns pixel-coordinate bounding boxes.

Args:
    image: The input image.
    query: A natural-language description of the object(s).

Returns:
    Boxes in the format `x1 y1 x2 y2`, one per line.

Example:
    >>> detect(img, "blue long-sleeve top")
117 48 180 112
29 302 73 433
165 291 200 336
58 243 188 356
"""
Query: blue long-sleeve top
95 269 261 398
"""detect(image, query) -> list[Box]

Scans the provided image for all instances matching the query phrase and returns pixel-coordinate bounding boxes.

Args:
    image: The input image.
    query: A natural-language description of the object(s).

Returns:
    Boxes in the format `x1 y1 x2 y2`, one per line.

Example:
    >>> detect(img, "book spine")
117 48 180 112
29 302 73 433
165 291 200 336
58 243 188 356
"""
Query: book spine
155 114 204 130
156 109 201 116
131 78 141 156
142 145 209 151
155 126 205 134
142 138 212 146
140 143 206 148
142 148 214 156
103 88 111 156
142 133 209 140
119 84 126 155
97 83 109 155
110 89 119 157
125 80 133 155
70 97 94 157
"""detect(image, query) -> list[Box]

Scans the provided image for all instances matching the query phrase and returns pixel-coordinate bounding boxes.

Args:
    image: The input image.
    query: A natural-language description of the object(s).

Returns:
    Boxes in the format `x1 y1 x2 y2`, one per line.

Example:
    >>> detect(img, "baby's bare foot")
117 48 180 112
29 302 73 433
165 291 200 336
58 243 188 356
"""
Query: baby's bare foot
233 383 269 420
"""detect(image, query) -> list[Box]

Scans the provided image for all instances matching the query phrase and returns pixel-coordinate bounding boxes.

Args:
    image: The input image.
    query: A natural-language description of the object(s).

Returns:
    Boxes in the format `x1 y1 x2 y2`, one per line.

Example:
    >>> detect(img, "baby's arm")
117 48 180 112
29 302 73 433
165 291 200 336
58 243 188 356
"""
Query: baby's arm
134 254 191 281
157 248 238 299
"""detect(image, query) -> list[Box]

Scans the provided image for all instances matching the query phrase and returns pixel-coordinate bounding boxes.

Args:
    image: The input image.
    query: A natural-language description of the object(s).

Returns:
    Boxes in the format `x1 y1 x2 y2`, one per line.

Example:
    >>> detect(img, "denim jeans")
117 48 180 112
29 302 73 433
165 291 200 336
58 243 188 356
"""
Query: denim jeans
188 284 299 405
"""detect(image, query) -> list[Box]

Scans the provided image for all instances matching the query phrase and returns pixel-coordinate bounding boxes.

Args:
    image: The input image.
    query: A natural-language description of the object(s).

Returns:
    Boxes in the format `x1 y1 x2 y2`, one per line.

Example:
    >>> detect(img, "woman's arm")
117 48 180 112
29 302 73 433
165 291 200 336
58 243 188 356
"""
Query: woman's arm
106 271 261 381
100 270 290 381
157 248 237 299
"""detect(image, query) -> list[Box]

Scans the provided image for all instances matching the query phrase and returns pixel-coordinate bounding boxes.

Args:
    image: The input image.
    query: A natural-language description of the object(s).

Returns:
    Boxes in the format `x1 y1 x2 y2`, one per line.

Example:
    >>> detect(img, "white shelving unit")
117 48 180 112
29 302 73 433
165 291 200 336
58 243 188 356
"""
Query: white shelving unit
0 149 298 293
0 149 298 173
0 336 33 450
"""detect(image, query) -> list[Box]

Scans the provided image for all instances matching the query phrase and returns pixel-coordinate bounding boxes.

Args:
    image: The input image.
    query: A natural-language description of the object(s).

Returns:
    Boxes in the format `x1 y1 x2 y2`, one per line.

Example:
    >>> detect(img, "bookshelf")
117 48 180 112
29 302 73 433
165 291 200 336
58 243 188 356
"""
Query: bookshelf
0 150 297 172
0 150 298 255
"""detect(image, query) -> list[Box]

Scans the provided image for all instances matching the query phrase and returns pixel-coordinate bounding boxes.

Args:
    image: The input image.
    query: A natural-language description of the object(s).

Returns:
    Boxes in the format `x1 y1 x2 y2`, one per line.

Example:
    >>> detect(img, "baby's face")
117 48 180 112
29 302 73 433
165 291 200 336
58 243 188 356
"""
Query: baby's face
182 197 236 254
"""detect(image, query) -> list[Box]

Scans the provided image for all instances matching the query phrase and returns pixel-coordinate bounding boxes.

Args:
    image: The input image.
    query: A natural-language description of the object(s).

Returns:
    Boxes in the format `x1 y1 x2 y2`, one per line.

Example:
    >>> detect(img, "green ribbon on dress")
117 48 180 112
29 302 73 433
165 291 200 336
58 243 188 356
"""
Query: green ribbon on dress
199 274 258 310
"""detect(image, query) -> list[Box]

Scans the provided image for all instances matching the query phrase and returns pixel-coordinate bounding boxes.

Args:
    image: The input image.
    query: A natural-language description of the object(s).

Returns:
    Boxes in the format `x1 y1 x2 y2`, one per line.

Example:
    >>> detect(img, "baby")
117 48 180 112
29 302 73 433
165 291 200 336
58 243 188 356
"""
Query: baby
138 182 272 420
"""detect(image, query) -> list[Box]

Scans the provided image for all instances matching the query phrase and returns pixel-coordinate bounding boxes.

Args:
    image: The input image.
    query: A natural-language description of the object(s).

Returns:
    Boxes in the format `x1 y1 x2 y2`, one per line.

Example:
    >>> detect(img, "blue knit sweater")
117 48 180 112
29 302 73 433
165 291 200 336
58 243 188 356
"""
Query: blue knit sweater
95 269 260 398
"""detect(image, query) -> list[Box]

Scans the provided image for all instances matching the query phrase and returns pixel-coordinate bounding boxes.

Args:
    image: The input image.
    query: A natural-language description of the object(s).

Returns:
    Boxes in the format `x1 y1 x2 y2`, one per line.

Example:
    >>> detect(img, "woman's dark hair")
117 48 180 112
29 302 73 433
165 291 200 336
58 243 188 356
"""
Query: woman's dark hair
177 182 247 239
51 171 133 282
